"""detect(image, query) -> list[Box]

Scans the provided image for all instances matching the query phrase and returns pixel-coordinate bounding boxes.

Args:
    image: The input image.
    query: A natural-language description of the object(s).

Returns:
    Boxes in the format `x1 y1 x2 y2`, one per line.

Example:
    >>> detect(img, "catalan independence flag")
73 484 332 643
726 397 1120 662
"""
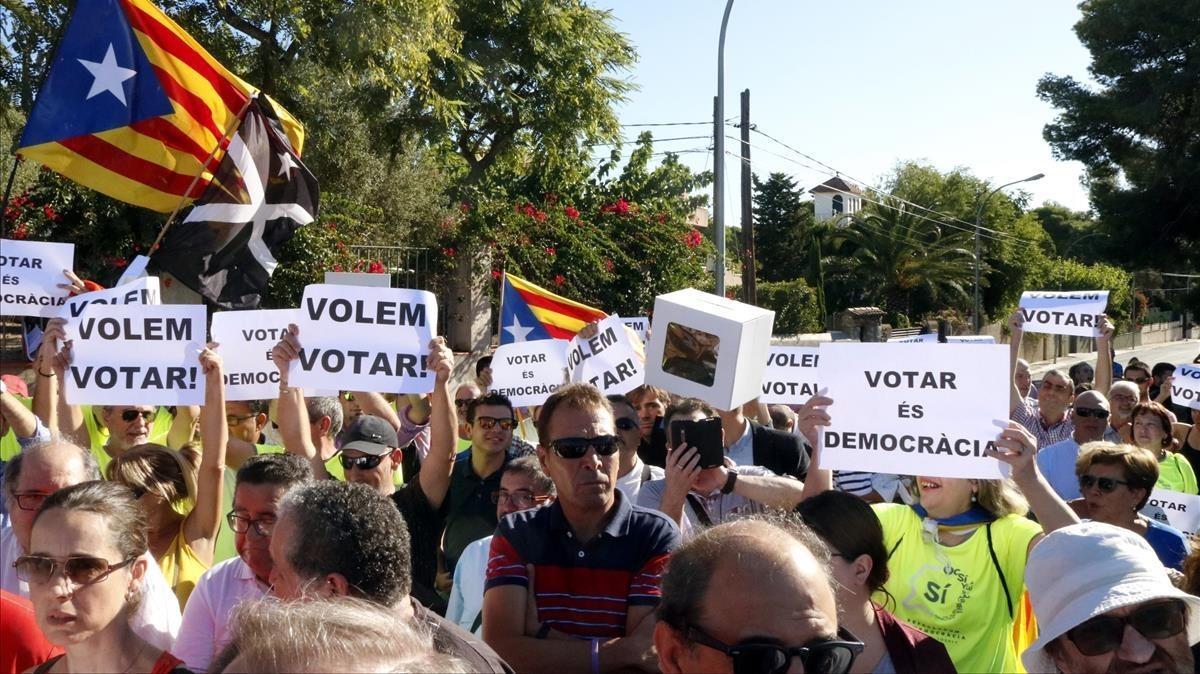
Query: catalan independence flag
17 0 303 213
500 273 607 344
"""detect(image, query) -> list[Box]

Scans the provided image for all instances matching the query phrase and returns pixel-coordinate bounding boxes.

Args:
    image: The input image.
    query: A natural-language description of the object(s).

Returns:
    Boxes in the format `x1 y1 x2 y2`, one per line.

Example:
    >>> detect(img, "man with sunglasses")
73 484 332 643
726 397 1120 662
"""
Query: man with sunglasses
609 395 664 502
655 518 863 674
1023 521 1200 673
482 383 680 673
1037 391 1118 500
1124 362 1154 402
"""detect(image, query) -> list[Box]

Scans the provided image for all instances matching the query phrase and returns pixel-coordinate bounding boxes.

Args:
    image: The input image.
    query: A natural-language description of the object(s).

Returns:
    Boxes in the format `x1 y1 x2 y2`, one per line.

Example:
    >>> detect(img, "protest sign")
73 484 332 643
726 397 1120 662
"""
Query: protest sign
1171 363 1200 411
211 310 299 401
1142 489 1200 536
645 289 774 411
887 333 935 344
1018 290 1109 337
622 316 649 343
289 285 436 394
760 346 820 404
324 271 391 288
887 334 996 344
489 340 569 406
817 342 1010 479
60 276 161 320
64 303 207 406
566 314 645 395
1 239 75 317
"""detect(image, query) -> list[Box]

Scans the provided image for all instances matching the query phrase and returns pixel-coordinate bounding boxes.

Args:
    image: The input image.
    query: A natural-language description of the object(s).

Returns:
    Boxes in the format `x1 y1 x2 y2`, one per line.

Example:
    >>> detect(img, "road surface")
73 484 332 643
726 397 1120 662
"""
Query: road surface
1029 339 1199 378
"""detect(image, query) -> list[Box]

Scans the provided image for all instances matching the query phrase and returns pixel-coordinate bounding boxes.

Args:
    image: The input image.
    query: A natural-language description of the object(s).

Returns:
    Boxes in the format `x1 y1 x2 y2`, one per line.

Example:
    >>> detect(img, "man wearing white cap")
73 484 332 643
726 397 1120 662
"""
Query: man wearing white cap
1023 521 1200 673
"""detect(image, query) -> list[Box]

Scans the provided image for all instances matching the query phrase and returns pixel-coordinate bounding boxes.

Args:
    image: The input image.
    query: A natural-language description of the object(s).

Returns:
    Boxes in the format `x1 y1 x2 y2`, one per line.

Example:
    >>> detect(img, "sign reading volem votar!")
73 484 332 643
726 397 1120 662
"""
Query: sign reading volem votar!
1018 290 1109 338
289 285 437 394
565 314 645 395
1172 364 1200 411
760 346 820 404
0 239 75 317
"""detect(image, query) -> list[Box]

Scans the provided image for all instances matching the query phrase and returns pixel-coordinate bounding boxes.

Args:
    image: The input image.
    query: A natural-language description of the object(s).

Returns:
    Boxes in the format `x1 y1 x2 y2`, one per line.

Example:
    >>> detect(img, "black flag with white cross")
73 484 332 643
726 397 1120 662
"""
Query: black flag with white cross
151 96 318 309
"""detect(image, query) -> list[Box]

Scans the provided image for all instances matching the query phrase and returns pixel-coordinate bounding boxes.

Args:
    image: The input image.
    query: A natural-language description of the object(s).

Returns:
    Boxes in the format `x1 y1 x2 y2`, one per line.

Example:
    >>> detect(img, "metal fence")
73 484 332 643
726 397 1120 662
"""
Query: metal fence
349 245 449 335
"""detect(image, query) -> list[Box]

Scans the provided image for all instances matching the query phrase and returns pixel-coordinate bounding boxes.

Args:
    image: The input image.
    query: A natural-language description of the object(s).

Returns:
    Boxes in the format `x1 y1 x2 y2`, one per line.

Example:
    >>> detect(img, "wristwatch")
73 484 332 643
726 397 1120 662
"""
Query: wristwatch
720 468 739 495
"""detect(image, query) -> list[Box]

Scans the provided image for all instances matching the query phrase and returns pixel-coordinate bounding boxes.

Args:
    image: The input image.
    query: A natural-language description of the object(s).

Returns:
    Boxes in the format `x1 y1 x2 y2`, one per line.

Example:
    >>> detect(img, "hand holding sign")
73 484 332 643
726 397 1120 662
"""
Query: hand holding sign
795 392 833 450
427 337 454 384
0 239 75 317
984 421 1038 480
1018 290 1110 337
272 324 302 384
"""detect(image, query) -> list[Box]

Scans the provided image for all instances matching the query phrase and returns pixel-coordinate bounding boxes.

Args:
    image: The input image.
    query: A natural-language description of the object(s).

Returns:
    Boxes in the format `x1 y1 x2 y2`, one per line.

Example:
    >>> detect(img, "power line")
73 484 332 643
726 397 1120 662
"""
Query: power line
586 134 711 147
620 121 711 127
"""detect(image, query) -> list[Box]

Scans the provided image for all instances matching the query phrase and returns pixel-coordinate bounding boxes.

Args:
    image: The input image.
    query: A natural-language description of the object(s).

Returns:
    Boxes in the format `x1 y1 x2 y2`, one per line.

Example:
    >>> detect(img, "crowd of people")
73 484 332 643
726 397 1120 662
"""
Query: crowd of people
1 295 1199 673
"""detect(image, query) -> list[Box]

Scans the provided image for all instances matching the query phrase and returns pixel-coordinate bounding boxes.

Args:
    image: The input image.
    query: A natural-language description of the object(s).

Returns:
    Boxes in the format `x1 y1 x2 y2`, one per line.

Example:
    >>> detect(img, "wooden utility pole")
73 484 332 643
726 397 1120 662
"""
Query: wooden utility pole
739 89 756 305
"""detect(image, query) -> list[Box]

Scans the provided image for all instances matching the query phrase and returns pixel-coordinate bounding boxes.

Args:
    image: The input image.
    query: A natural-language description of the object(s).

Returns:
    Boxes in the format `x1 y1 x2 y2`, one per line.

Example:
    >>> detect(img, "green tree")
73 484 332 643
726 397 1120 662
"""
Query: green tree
752 173 813 282
1030 202 1107 263
1037 0 1200 271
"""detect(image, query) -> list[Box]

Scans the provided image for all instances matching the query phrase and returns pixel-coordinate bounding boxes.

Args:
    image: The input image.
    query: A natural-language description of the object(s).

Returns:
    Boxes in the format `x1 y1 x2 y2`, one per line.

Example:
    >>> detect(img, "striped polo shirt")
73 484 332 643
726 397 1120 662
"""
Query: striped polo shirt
484 490 679 638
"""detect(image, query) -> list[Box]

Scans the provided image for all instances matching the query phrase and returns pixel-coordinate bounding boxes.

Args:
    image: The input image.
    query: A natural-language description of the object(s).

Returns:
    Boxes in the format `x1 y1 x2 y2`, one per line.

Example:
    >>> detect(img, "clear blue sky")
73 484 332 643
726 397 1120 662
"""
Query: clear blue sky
596 0 1095 224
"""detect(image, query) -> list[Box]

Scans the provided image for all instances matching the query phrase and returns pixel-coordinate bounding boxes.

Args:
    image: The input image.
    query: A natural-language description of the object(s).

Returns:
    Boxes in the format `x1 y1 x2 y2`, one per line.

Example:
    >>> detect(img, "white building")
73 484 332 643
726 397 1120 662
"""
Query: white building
808 176 863 222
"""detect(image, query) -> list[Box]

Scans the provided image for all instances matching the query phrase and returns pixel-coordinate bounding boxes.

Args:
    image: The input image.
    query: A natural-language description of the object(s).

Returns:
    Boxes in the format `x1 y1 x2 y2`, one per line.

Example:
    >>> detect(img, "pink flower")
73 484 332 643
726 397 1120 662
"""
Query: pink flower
332 264 344 272
491 269 502 280
534 210 548 222
613 199 630 216
545 246 556 256
554 274 565 287
459 201 472 214
10 224 28 240
442 247 457 258
564 205 580 220
42 205 58 221
683 229 704 249
603 258 614 273
368 260 386 274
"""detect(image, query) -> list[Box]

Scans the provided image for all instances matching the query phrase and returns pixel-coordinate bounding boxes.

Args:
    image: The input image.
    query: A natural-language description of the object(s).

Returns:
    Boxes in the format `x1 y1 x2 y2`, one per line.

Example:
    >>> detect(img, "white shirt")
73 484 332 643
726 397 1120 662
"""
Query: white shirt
636 464 776 539
0 520 180 650
615 458 664 504
445 534 490 636
174 556 267 671
725 418 754 468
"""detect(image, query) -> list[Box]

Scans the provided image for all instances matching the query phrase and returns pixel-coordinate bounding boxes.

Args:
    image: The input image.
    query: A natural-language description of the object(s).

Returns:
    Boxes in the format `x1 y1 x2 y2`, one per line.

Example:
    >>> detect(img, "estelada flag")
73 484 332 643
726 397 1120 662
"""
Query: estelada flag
500 273 607 344
17 0 303 213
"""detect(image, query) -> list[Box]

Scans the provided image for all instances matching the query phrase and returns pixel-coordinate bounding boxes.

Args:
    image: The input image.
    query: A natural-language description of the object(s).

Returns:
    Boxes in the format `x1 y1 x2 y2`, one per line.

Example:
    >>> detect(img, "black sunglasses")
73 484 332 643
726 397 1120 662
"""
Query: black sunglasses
476 416 515 431
13 554 135 586
1065 600 1187 656
340 454 386 470
549 435 622 459
1074 407 1110 419
685 624 864 674
1079 474 1129 493
121 409 154 423
615 418 639 432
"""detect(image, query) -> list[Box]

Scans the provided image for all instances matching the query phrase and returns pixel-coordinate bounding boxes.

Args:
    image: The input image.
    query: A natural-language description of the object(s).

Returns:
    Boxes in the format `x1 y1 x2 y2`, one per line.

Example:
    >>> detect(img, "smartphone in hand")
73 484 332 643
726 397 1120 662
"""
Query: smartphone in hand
670 417 725 469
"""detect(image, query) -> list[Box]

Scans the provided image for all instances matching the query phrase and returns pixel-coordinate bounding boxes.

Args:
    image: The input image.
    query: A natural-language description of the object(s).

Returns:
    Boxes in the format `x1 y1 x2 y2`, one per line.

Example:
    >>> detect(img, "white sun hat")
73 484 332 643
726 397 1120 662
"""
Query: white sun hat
1022 521 1200 673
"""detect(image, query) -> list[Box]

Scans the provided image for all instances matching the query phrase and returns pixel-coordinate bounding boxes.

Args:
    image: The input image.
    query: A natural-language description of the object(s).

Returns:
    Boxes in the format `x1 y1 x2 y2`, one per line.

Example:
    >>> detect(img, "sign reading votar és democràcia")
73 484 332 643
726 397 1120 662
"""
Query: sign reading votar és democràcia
1171 363 1200 411
816 342 1010 479
1142 488 1200 537
64 303 207 406
489 339 569 407
566 314 645 395
1018 290 1109 338
210 310 300 401
0 239 75 317
289 285 437 394
760 346 820 404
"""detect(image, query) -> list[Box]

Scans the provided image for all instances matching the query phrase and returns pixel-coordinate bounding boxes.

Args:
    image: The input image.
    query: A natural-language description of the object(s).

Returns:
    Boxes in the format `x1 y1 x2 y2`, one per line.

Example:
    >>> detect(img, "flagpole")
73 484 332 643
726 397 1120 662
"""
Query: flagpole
0 156 20 238
496 265 507 346
147 94 256 255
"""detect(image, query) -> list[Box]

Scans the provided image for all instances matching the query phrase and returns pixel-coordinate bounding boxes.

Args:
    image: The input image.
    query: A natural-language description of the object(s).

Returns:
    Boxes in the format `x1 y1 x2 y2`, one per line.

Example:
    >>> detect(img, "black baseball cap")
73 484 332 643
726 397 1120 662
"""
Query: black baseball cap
339 415 399 456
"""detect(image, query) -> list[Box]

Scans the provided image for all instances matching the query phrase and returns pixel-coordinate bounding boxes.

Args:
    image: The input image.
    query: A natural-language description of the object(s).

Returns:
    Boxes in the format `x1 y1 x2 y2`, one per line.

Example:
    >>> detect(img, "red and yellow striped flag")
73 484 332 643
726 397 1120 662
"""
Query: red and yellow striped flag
500 273 608 343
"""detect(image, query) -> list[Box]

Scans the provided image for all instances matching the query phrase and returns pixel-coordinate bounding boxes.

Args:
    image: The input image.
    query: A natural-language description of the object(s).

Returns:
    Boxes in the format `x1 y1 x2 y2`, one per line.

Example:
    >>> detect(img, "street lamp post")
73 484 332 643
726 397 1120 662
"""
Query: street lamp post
713 0 735 296
972 172 1044 332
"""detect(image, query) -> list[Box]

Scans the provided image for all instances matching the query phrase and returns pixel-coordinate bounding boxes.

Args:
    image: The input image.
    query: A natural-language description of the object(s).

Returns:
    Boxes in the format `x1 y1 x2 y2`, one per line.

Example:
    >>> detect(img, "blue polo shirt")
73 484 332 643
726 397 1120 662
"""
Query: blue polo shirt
485 490 679 638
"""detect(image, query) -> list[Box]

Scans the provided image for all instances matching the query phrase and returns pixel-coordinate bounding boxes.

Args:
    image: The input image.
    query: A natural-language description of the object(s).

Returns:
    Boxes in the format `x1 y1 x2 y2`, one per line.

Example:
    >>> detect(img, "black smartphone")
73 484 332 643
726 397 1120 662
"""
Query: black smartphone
670 417 725 469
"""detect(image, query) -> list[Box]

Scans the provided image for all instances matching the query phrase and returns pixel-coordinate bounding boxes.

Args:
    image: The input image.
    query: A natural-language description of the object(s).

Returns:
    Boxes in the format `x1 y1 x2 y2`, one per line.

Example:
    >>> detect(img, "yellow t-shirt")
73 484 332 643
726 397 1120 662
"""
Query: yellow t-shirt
159 526 210 610
873 503 1042 674
1157 453 1198 495
255 443 346 482
83 405 173 474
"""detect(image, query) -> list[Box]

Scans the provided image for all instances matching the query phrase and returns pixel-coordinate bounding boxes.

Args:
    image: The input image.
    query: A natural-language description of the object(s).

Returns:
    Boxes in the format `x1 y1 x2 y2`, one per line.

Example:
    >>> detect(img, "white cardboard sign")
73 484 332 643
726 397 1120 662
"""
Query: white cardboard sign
566 314 645 395
761 346 820 404
211 310 298 401
289 285 437 394
887 333 936 343
1018 290 1109 337
489 340 569 407
60 276 161 320
64 303 207 406
816 342 1010 479
0 239 75 317
1142 489 1200 536
622 316 650 343
1171 364 1200 411
888 334 996 344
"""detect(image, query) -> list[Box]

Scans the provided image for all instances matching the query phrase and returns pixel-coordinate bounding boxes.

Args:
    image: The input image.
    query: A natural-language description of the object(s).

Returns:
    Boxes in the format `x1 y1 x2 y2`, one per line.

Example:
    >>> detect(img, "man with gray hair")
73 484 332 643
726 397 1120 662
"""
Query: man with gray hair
1107 380 1140 443
0 439 181 648
1036 390 1121 500
654 517 863 674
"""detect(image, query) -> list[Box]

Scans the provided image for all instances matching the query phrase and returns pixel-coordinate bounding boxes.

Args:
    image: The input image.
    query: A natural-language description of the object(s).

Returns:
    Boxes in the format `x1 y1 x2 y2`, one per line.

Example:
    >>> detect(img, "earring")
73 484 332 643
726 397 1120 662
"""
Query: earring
971 493 977 503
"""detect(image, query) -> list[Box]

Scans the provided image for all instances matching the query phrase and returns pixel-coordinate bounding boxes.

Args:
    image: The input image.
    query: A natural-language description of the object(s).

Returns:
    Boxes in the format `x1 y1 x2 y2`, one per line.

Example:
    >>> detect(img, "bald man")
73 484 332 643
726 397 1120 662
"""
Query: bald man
1037 390 1117 500
654 518 862 674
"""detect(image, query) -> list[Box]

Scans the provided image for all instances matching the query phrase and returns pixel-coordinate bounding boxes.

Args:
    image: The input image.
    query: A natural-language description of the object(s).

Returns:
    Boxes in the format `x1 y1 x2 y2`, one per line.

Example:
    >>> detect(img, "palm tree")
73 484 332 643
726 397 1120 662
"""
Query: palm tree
827 198 978 318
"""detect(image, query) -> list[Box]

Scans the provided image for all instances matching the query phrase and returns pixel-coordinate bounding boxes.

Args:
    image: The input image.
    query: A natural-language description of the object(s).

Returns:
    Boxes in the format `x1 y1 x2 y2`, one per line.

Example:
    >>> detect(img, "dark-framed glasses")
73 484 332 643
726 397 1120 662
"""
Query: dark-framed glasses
1065 600 1186 656
340 454 386 470
1078 474 1129 493
226 511 276 537
12 492 49 512
491 490 550 509
549 435 622 459
13 554 135 586
476 416 515 431
121 409 155 423
685 624 864 674
615 418 639 432
1074 407 1110 419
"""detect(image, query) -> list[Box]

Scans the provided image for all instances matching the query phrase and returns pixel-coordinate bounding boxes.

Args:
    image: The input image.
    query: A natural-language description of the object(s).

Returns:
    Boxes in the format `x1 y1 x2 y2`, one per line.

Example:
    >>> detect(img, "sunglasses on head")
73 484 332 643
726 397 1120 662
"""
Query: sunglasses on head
1078 474 1129 493
615 417 639 432
121 409 154 423
340 454 386 470
475 416 515 431
685 625 864 674
13 554 135 586
549 435 622 459
1065 600 1187 656
1074 407 1110 419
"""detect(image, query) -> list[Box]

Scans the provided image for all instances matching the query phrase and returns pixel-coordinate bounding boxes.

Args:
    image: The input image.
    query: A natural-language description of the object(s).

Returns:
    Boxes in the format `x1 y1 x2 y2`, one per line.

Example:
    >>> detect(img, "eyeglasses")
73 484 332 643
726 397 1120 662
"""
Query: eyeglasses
226 511 276 537
13 554 135 586
491 490 550 508
1079 474 1130 493
121 409 154 423
226 414 256 426
12 492 49 512
1065 600 1186 656
549 435 622 459
1074 407 1110 420
455 399 473 409
1125 375 1150 384
340 454 386 470
684 624 864 674
475 416 515 431
341 392 356 402
615 418 639 432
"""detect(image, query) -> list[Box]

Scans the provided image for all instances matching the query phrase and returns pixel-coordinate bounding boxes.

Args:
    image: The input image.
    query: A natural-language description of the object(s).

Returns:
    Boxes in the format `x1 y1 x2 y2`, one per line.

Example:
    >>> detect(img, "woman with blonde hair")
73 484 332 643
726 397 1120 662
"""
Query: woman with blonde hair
106 347 227 608
17 480 193 673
